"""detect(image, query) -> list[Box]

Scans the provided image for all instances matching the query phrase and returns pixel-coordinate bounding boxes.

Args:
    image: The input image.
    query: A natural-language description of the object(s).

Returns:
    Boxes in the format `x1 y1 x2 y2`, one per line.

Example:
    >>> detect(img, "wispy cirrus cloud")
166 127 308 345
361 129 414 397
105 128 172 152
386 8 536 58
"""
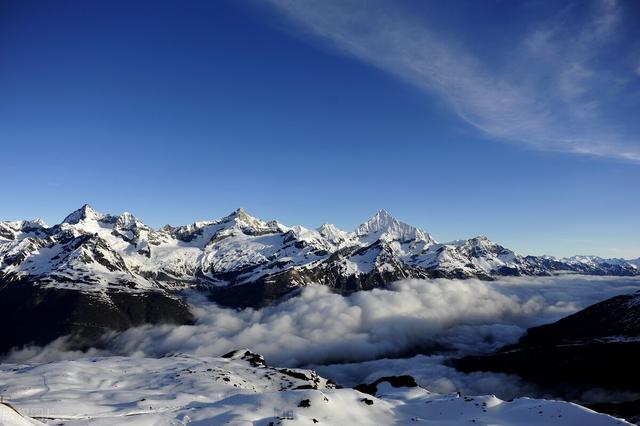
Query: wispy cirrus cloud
264 0 640 162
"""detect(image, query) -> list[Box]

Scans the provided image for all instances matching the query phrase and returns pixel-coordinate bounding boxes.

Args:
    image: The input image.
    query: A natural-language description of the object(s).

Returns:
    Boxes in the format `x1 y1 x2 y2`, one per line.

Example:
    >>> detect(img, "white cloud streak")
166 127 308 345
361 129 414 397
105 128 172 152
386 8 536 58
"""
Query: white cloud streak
264 0 640 162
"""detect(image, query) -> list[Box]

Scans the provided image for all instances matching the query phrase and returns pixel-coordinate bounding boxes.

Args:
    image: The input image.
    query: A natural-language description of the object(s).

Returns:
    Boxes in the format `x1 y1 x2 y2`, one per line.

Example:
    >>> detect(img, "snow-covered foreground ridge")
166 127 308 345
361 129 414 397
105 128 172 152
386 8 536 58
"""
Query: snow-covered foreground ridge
0 350 630 426
1 204 638 300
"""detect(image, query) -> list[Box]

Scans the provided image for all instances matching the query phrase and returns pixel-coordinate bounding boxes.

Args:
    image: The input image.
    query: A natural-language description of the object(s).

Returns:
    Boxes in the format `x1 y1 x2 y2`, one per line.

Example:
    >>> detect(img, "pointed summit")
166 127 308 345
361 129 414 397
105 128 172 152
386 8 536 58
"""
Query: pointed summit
233 207 251 222
31 218 47 227
358 209 395 230
222 207 262 226
355 209 401 236
318 223 342 237
62 204 105 224
215 207 282 235
318 223 352 246
356 209 434 244
115 211 148 231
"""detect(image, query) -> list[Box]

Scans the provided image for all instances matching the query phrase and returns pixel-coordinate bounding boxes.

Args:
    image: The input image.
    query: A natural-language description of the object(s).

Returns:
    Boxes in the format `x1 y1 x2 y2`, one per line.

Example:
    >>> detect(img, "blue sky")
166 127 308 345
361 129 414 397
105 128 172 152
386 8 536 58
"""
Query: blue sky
1 0 639 258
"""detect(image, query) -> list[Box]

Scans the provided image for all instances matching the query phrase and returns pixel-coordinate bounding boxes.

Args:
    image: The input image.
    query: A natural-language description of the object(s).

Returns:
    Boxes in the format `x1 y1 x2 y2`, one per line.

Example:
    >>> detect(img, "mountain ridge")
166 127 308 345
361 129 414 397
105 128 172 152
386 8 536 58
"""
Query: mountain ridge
2 204 639 298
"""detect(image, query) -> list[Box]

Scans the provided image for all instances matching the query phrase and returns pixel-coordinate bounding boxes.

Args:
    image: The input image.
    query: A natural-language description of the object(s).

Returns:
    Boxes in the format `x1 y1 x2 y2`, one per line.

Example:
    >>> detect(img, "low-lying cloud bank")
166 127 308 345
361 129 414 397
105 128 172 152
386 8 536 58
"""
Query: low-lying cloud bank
7 275 640 368
6 275 640 402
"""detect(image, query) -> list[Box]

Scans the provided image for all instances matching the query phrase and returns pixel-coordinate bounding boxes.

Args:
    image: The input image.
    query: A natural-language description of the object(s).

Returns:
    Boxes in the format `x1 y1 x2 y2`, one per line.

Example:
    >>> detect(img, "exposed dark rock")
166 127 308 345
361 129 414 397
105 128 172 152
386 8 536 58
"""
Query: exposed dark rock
354 375 418 396
222 349 267 367
0 279 194 354
207 274 303 308
278 369 312 381
298 399 311 408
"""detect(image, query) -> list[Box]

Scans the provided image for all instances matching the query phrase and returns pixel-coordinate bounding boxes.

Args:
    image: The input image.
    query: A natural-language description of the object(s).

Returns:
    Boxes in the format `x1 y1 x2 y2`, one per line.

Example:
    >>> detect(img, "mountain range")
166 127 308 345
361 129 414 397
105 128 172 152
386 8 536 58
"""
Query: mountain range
2 204 638 295
1 204 639 352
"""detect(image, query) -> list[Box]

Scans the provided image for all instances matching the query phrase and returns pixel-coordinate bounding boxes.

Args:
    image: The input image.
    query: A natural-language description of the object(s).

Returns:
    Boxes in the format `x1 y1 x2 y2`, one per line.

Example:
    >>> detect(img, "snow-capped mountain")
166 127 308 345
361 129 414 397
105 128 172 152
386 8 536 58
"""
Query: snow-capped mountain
2 204 638 300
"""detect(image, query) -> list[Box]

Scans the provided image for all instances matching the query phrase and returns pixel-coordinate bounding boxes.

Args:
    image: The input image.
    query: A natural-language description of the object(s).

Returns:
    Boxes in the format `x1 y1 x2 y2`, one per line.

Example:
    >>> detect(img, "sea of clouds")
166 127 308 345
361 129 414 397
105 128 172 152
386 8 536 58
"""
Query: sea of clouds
6 275 640 401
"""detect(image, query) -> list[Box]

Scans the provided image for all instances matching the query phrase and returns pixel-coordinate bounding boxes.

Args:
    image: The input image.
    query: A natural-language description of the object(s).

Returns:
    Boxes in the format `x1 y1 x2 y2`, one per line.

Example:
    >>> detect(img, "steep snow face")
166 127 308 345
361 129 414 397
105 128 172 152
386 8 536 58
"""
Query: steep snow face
328 232 539 286
311 210 439 284
61 204 105 225
170 209 339 285
318 223 356 248
0 403 43 426
0 205 172 291
0 220 47 241
0 351 629 425
0 206 343 291
356 209 435 245
1 206 639 299
167 208 283 246
418 237 528 277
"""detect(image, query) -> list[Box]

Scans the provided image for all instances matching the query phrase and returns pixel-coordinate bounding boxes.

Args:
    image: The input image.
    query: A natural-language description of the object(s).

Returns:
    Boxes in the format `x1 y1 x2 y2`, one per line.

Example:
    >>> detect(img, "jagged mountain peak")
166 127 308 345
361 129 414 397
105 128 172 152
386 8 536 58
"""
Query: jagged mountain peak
356 209 401 234
29 218 47 227
167 208 273 242
448 235 495 248
0 219 48 241
465 235 500 248
318 222 339 233
1 218 47 230
115 211 142 225
114 211 150 232
315 223 354 249
375 208 393 218
220 207 276 231
62 203 105 224
115 211 135 225
356 209 434 244
318 223 348 238
3 206 640 311
229 207 258 222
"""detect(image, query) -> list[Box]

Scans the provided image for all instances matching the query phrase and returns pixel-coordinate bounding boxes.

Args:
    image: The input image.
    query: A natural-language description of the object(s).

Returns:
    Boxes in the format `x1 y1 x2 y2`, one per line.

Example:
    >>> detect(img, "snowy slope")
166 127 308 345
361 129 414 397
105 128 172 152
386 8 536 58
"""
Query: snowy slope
0 350 629 426
0 403 44 426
